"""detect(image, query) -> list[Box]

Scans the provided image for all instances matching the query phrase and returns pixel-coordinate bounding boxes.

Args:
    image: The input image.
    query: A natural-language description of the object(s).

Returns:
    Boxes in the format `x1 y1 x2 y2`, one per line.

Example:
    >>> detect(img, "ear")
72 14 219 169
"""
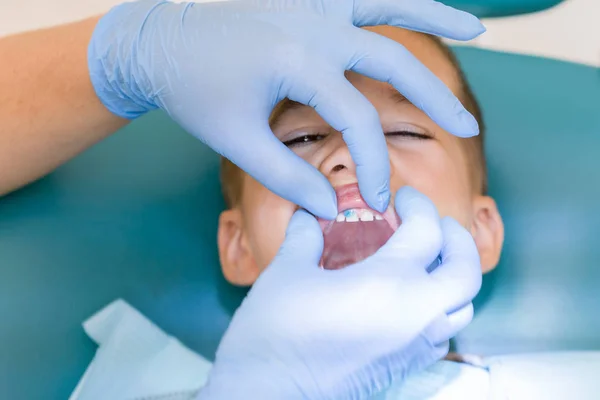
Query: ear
217 209 260 286
470 196 504 273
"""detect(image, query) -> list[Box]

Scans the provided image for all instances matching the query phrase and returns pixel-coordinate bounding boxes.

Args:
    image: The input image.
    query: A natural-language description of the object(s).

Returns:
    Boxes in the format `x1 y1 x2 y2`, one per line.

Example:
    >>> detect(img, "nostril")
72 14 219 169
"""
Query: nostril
332 164 346 173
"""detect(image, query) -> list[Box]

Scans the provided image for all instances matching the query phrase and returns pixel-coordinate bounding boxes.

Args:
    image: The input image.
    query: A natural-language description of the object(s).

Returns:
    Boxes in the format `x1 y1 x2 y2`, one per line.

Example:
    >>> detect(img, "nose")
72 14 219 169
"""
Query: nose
318 133 357 182
319 132 395 191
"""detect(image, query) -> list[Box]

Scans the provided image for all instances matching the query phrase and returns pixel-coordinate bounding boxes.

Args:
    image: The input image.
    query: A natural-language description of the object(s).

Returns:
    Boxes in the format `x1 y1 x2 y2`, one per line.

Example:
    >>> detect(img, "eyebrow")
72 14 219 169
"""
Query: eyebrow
269 89 410 128
390 90 409 105
269 99 303 129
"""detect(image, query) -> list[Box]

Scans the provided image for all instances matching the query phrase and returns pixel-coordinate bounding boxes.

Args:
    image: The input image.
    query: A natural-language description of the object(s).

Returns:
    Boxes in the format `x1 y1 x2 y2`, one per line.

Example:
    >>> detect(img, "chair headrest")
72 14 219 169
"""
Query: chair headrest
445 0 565 18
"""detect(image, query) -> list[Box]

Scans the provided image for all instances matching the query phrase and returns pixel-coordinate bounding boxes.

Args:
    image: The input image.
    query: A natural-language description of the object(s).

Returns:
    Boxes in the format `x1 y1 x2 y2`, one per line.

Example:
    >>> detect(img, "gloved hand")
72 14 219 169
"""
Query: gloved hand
198 187 482 399
88 0 484 218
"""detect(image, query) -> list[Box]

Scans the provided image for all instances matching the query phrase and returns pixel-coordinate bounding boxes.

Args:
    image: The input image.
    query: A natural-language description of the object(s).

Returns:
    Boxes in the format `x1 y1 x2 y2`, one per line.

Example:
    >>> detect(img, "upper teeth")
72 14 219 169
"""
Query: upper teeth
335 209 383 223
361 211 374 221
346 213 359 222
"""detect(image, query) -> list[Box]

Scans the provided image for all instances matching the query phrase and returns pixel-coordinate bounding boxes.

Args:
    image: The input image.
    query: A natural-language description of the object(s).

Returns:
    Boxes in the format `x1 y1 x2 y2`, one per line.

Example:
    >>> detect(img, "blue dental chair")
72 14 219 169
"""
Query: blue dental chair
2 1 599 398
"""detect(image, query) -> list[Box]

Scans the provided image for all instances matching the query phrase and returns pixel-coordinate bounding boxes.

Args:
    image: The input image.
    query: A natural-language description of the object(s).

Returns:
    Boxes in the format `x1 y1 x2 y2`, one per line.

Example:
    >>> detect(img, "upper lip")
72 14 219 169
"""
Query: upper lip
316 183 401 233
334 183 371 213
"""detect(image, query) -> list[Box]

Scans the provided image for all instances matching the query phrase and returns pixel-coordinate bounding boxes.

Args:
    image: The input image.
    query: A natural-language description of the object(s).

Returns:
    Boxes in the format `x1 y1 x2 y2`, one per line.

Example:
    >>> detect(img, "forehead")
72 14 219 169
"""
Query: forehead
270 81 410 128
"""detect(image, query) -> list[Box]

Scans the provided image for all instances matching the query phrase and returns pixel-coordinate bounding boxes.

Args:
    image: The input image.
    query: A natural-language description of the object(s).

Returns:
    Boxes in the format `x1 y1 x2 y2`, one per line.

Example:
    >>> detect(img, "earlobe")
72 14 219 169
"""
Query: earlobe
470 196 504 273
217 209 260 286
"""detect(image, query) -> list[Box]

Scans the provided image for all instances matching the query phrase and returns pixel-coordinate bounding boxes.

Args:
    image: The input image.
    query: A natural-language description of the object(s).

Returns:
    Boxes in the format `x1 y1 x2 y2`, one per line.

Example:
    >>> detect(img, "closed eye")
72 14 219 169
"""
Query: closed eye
283 134 327 147
283 130 430 147
385 130 432 140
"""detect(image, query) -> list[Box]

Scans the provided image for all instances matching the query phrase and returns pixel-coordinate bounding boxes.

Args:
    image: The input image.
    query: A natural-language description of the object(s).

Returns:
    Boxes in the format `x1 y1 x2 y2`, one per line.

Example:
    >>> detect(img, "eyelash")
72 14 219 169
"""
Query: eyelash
386 131 432 140
283 134 327 147
283 131 431 147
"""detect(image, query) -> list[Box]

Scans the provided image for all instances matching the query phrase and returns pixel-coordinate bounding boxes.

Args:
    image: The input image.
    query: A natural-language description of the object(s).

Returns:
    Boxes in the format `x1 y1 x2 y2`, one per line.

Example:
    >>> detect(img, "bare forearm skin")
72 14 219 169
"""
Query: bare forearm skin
0 16 128 196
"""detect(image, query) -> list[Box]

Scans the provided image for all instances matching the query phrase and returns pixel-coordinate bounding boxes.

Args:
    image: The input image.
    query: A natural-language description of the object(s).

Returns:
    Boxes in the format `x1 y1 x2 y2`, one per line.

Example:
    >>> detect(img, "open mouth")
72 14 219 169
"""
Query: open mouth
317 183 401 270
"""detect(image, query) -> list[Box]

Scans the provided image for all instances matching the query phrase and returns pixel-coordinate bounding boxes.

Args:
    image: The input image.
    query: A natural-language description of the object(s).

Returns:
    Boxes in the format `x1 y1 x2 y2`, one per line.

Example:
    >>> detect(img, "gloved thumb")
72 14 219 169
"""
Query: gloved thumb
375 186 442 268
219 124 338 220
276 210 324 266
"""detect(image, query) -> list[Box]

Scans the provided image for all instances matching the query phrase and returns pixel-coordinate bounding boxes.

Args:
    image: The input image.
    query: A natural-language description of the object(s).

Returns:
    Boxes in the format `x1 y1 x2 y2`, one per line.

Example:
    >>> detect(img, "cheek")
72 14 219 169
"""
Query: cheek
389 146 473 227
241 179 296 271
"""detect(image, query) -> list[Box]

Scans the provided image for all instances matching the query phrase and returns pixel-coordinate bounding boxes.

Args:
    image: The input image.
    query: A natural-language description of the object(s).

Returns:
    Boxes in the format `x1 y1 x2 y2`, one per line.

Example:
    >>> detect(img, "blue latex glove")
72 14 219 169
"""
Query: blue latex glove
197 187 482 399
89 0 484 218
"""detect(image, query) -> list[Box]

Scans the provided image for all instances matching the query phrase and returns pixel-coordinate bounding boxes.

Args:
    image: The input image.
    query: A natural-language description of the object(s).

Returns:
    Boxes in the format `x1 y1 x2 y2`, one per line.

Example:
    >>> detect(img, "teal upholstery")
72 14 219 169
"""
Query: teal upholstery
452 47 600 355
1 49 599 398
446 0 564 18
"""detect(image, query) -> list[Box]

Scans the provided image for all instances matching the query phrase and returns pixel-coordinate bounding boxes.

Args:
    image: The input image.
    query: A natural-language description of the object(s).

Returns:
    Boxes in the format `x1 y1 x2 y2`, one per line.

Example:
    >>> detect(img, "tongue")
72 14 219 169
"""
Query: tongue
321 220 394 270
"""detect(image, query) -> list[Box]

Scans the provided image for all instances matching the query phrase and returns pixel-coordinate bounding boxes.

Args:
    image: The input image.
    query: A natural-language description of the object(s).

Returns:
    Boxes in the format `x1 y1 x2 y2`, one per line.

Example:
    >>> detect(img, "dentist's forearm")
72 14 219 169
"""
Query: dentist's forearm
0 17 127 196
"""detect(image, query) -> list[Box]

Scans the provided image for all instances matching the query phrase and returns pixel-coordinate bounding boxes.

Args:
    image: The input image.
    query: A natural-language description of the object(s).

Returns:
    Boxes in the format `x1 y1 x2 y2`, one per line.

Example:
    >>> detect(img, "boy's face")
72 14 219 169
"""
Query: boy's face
218 27 504 285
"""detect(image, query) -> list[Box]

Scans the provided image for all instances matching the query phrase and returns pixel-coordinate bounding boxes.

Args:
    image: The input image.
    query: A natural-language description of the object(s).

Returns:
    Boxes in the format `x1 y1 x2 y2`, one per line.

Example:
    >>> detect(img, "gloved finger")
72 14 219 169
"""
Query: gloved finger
222 126 338 220
344 27 478 138
375 186 442 270
394 337 450 379
352 0 485 41
429 217 482 314
287 68 390 213
445 303 475 337
277 209 324 266
420 303 474 347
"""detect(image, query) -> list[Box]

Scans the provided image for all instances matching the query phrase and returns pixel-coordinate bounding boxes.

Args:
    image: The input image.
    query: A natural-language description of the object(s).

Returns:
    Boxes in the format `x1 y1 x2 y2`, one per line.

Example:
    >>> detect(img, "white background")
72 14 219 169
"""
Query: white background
0 0 598 67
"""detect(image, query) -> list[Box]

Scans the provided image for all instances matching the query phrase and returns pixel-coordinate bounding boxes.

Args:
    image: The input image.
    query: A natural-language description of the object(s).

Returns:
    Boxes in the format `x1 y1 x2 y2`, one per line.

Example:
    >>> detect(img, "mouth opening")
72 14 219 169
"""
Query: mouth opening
317 184 401 270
